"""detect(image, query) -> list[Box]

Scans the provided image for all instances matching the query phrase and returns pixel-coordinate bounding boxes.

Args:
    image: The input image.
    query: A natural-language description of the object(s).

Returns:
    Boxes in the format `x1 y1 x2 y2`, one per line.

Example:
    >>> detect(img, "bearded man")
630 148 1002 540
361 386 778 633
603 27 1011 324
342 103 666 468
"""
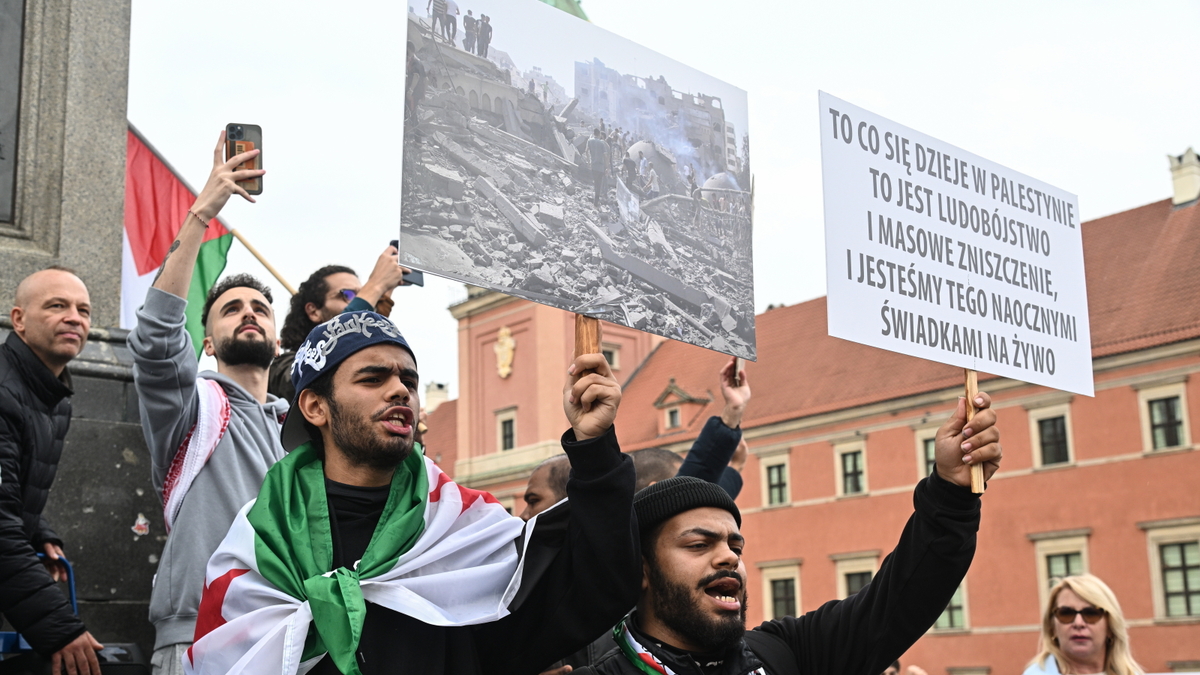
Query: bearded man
585 393 1003 675
184 311 639 675
128 131 286 675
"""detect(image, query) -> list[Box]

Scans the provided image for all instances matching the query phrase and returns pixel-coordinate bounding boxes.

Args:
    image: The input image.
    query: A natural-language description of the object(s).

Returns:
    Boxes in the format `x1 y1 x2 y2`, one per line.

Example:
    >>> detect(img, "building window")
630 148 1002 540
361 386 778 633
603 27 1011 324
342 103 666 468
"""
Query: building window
601 343 621 371
845 571 871 596
758 560 801 620
1150 397 1184 450
1028 402 1073 467
1039 417 1070 464
766 464 788 505
833 552 878 599
914 426 939 479
771 579 796 618
841 450 864 495
835 440 867 496
934 583 967 630
1160 541 1200 617
496 408 517 452
1136 381 1190 453
666 407 681 429
1143 519 1200 619
1047 552 1083 586
1029 530 1090 610
923 438 937 477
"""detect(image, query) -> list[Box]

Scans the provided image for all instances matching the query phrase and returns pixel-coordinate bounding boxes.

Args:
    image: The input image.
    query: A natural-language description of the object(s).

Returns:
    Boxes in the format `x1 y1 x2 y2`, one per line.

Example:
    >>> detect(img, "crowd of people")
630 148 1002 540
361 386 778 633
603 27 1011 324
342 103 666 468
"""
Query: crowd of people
0 130 1152 675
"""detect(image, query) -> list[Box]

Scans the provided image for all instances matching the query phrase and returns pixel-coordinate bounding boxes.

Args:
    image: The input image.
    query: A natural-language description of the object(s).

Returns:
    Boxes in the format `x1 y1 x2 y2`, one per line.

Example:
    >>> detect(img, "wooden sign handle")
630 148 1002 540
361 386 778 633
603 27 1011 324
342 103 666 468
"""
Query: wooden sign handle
964 369 985 494
575 314 602 358
734 357 745 386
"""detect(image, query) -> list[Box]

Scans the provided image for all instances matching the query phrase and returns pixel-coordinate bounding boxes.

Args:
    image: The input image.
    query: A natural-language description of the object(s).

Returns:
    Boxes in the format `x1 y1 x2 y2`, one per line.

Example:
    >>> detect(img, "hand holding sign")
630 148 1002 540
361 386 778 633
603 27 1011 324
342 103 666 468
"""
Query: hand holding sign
934 391 1002 489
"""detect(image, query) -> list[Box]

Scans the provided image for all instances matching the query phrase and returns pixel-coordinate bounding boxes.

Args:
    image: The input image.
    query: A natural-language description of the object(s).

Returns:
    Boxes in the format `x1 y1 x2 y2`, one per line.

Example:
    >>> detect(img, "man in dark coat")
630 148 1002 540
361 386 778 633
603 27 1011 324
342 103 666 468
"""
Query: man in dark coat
587 393 1003 675
0 267 103 674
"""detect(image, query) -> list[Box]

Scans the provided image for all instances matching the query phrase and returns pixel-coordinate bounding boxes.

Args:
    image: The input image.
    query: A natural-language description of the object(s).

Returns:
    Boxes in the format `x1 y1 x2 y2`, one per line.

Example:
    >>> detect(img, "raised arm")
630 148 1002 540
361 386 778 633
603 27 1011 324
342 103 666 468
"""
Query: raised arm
473 354 639 674
677 357 750 495
152 131 263 300
757 393 1002 675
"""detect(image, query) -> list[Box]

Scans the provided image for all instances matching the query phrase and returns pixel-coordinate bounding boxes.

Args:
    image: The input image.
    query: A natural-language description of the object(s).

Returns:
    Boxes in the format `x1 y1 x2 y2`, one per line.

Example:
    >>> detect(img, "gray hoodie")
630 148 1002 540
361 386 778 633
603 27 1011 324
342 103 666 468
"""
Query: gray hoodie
129 288 290 649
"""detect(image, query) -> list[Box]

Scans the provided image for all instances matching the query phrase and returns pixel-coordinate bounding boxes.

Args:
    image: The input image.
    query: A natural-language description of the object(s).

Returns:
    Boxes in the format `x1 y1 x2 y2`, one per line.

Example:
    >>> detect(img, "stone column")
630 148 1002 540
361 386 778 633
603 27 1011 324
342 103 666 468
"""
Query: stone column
3 0 131 326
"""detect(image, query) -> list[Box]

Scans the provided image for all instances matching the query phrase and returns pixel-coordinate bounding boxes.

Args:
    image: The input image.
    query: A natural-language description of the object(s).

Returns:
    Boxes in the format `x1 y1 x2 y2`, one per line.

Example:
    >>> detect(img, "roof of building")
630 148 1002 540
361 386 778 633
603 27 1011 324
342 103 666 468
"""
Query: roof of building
616 198 1200 449
422 399 459 477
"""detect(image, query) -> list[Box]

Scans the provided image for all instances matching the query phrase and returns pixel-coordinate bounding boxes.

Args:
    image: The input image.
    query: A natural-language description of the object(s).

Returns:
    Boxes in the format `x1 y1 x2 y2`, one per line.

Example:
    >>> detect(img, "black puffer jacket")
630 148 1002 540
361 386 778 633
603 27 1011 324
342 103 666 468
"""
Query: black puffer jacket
0 331 86 655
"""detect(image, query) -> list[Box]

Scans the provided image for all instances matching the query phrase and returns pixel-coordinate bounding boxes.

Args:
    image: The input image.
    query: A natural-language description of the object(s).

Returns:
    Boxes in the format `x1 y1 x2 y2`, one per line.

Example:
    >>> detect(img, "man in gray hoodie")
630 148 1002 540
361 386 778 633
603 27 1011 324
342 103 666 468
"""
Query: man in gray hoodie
128 132 281 675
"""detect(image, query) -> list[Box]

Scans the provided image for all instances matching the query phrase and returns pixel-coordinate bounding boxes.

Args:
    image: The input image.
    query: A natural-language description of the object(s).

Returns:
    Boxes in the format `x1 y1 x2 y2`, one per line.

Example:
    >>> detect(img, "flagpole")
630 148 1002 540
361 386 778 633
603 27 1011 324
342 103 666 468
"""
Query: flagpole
229 228 297 295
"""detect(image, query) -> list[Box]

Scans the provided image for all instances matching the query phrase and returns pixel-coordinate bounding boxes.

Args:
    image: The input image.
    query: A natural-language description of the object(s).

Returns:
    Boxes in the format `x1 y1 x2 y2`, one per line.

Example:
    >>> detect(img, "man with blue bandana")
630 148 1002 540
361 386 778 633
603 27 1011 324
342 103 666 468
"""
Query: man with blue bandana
186 311 640 675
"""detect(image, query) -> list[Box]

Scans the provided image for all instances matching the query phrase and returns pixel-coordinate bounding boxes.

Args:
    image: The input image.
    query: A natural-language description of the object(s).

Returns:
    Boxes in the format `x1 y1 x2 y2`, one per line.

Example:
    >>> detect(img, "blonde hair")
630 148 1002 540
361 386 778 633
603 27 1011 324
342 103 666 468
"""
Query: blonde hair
1028 574 1144 675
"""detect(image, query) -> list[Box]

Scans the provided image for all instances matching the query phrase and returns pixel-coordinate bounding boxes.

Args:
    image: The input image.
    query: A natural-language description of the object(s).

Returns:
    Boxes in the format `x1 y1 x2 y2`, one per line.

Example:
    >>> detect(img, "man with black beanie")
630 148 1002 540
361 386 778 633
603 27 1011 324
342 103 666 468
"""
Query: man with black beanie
584 392 1003 675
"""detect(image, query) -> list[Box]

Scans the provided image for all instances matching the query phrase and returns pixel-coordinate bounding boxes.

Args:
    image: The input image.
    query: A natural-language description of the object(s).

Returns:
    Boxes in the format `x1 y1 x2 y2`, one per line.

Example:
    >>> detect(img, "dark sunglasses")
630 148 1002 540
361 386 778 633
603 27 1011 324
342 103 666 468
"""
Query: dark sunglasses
1053 606 1106 624
335 289 358 303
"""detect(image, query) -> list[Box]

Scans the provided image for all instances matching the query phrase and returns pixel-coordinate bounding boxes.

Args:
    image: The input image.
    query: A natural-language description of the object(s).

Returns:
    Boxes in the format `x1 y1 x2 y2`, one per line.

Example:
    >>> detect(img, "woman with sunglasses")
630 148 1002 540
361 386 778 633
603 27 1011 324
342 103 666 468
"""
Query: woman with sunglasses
1023 574 1145 675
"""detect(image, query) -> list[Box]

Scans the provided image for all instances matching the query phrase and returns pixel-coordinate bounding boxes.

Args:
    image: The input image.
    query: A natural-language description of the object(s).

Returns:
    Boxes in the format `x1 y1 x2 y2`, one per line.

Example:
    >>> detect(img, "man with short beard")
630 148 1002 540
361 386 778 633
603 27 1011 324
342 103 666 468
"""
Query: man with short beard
127 131 287 675
185 311 640 675
587 393 1004 675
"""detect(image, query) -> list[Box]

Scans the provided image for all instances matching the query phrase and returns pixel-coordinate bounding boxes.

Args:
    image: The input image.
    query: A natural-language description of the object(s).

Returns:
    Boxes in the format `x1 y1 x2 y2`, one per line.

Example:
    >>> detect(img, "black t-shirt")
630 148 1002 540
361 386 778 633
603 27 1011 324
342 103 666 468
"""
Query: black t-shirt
313 480 485 674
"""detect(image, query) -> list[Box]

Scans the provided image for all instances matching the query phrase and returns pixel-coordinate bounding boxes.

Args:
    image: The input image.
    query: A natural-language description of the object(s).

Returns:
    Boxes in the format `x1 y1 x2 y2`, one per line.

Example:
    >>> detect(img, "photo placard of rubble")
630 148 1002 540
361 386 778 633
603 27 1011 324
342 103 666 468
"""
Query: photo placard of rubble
400 2 755 359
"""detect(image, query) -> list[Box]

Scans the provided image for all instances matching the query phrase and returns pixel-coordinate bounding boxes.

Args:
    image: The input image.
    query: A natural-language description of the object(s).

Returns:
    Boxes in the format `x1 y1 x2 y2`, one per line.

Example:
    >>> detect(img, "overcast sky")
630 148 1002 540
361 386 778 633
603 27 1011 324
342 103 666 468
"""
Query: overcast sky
127 0 1200 399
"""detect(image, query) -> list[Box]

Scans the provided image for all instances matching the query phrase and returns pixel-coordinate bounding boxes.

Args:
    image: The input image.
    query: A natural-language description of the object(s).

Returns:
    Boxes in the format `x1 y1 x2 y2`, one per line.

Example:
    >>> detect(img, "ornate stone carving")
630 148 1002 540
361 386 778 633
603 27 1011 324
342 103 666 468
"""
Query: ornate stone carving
494 325 515 378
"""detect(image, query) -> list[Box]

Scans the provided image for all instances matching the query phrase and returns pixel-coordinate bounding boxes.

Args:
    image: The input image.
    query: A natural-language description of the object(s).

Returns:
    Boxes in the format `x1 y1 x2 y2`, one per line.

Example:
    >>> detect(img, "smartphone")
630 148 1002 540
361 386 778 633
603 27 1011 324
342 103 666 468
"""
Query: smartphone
390 240 425 286
225 123 263 195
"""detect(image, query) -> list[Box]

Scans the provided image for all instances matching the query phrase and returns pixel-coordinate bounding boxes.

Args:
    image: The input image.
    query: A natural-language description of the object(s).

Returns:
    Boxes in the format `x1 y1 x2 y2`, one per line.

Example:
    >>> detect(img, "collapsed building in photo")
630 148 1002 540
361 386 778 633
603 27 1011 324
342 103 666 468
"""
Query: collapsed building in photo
400 11 756 359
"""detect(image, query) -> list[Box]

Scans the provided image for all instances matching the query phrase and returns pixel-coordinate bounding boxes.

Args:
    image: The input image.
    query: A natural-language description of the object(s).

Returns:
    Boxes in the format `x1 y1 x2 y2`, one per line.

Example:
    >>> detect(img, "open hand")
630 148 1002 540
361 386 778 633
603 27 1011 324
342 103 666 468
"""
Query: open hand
934 392 1002 488
564 353 621 441
191 130 265 221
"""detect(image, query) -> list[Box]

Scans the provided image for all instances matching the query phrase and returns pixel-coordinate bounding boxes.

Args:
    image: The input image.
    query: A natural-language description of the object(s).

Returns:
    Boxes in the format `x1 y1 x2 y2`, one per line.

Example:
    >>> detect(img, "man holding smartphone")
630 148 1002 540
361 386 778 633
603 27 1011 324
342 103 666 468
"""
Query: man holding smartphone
128 132 282 675
268 247 410 401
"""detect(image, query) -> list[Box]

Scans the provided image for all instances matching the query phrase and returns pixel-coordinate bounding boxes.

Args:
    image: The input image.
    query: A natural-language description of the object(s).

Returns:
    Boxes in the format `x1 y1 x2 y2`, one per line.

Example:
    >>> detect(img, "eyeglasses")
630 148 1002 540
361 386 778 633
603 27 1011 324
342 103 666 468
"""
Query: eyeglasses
335 289 358 303
1053 606 1106 624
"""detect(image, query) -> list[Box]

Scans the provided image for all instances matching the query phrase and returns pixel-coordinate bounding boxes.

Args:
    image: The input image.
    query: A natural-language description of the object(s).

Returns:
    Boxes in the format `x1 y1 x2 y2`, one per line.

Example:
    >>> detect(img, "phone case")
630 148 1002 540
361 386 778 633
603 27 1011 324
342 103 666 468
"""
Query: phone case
225 124 263 195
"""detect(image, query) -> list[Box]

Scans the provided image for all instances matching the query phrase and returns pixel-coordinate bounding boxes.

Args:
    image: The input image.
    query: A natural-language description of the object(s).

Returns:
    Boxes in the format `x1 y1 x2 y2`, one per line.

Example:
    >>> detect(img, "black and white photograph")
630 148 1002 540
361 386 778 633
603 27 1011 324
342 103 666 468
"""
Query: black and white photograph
400 0 755 359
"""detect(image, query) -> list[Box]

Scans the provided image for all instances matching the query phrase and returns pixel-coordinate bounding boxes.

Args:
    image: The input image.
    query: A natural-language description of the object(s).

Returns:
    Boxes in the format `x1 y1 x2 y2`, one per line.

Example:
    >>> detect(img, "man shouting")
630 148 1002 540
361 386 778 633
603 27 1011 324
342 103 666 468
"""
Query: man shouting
185 312 639 675
586 394 1003 675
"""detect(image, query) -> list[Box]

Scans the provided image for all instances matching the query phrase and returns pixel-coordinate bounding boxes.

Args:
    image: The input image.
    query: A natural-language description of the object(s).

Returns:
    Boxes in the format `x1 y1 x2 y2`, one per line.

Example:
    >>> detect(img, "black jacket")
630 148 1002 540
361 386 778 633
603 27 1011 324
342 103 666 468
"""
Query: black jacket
589 470 980 675
0 332 86 655
309 426 641 675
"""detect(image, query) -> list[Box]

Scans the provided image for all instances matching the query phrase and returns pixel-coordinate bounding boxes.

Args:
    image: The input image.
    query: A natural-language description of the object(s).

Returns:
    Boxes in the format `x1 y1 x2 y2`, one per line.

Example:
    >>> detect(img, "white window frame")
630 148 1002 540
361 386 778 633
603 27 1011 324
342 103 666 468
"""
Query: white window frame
1141 518 1200 620
1028 403 1075 468
758 559 802 620
930 578 971 632
759 448 790 508
832 551 879 599
665 406 681 430
914 425 939 479
601 342 621 371
1136 381 1191 453
834 440 868 497
496 407 517 452
1030 530 1090 610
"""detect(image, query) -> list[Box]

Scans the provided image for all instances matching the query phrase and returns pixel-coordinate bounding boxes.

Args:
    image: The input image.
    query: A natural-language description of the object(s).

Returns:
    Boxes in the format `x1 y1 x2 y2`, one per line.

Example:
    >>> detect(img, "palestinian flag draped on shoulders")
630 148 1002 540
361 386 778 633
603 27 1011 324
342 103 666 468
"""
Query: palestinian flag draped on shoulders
184 442 538 675
122 125 233 355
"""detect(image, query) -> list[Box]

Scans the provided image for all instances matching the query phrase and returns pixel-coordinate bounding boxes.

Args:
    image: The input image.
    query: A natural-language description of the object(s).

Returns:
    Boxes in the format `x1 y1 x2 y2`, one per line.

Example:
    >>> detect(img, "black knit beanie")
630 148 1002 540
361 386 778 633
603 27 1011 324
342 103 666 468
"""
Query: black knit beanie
634 476 741 535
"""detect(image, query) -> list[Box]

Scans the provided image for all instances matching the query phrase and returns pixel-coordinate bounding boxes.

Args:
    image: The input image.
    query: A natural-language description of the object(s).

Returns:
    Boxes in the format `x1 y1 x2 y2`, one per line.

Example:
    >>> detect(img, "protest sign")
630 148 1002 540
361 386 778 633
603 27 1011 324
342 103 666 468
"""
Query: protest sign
400 1 756 359
820 91 1093 397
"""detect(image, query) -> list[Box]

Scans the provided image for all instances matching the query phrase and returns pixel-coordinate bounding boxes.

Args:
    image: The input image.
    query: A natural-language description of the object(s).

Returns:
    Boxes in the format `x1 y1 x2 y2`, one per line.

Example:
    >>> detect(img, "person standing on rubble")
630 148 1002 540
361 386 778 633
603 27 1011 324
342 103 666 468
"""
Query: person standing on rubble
427 0 446 38
642 162 661 201
443 0 459 44
587 129 610 208
462 10 476 53
406 41 427 125
477 15 492 58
